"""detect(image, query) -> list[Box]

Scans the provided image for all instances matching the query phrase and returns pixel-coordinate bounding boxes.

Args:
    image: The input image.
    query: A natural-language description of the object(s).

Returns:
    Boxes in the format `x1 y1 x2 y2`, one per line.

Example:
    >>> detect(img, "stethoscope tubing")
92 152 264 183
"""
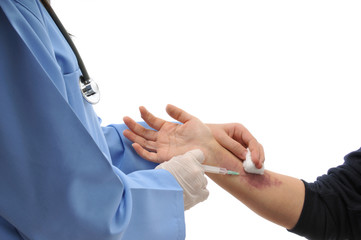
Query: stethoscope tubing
41 0 100 104
41 1 90 82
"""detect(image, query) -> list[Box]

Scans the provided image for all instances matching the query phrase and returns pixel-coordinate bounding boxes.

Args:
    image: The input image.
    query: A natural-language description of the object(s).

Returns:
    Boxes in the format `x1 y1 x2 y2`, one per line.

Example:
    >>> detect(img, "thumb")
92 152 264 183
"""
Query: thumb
185 149 205 164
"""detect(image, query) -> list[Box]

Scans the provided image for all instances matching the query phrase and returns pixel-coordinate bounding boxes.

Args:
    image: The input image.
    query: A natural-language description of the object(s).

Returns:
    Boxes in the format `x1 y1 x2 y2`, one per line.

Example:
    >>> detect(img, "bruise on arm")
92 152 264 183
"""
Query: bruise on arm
241 171 283 189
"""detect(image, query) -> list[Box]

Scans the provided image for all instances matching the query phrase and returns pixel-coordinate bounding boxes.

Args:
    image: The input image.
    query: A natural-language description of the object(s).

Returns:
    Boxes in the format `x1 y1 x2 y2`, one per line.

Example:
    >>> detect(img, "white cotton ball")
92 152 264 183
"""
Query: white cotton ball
243 149 264 175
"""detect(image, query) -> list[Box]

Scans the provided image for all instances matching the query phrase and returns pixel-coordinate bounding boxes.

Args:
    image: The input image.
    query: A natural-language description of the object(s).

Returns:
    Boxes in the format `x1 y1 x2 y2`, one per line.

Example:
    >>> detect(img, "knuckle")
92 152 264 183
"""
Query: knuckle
194 167 204 176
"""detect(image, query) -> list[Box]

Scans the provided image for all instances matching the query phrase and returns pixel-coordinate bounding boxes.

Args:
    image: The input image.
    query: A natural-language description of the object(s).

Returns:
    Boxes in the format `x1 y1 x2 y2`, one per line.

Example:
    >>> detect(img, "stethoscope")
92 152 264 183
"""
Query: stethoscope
42 1 100 104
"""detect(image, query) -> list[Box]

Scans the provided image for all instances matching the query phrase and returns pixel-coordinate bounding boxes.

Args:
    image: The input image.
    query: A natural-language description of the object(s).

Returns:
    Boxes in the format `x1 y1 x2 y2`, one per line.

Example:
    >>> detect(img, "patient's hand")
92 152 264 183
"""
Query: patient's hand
123 104 219 164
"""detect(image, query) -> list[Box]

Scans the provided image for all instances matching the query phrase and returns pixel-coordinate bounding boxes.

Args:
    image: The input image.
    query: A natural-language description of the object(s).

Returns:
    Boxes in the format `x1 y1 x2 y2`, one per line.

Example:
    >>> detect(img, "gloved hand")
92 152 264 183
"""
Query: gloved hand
156 149 209 210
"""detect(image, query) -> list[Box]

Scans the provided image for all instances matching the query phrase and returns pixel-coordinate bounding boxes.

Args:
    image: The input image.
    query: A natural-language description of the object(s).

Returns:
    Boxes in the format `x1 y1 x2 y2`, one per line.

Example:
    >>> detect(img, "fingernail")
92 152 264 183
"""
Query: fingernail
242 150 248 159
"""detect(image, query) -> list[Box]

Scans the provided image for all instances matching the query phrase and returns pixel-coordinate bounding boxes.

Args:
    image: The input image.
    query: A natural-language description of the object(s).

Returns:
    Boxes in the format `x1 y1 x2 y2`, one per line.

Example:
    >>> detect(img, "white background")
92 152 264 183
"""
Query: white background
53 1 361 239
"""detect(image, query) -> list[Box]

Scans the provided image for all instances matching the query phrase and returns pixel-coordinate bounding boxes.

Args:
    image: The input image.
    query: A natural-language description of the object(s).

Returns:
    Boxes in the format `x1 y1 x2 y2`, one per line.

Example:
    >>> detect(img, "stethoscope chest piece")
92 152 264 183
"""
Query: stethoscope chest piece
79 77 100 104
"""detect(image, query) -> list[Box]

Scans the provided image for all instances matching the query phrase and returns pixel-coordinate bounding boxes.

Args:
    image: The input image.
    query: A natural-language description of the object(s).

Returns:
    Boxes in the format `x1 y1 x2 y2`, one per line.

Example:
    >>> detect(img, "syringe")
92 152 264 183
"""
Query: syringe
202 165 240 176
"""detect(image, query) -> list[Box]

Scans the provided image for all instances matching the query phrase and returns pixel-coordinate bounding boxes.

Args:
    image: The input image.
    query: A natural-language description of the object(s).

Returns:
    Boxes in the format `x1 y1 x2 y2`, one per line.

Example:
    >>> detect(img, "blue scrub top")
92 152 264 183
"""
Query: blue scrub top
0 0 185 239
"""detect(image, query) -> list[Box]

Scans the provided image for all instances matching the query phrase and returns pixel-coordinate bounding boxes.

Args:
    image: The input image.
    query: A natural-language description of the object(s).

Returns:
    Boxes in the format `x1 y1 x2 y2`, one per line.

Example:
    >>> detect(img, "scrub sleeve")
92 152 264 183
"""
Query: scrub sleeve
0 0 185 239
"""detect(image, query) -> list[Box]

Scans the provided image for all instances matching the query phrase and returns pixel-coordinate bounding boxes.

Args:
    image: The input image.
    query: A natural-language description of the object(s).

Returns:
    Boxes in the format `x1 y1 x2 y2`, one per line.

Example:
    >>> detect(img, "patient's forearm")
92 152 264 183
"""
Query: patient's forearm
206 145 305 230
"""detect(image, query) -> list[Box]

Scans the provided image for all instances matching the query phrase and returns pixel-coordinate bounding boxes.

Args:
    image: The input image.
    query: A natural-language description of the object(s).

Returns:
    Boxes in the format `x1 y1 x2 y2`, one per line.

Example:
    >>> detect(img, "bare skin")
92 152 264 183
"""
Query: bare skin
123 104 305 229
207 123 265 169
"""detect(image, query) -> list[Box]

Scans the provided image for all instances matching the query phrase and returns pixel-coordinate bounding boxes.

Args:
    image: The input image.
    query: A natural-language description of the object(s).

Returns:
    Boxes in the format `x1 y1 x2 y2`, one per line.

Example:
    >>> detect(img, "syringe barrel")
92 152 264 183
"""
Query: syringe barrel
203 165 227 175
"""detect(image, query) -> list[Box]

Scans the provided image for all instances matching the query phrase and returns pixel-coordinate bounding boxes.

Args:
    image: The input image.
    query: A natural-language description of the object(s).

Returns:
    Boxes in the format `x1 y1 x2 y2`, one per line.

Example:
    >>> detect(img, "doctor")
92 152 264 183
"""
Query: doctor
0 0 210 239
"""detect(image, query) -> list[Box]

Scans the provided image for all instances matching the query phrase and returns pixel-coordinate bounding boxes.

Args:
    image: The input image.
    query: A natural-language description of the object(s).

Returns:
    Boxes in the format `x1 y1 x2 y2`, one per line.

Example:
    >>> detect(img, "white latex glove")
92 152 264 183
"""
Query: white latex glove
156 149 209 210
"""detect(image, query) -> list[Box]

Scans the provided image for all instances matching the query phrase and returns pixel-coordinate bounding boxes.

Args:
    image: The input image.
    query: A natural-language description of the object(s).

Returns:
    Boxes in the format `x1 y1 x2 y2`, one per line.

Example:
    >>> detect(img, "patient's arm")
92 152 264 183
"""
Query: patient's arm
123 104 305 229
206 154 305 230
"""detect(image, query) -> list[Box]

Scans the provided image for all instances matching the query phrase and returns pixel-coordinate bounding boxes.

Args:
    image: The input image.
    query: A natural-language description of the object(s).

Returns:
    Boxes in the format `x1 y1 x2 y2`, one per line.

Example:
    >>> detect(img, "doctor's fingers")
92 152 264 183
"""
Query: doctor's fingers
185 188 209 211
184 179 209 210
123 116 158 141
182 166 209 210
248 140 265 169
227 123 265 168
194 171 208 190
181 154 209 192
215 131 248 160
198 188 209 202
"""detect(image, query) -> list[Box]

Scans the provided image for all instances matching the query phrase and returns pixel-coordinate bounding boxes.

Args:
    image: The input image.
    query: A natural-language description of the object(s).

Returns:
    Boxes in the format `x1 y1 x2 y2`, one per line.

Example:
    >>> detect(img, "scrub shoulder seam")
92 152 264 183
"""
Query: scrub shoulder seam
14 0 44 26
